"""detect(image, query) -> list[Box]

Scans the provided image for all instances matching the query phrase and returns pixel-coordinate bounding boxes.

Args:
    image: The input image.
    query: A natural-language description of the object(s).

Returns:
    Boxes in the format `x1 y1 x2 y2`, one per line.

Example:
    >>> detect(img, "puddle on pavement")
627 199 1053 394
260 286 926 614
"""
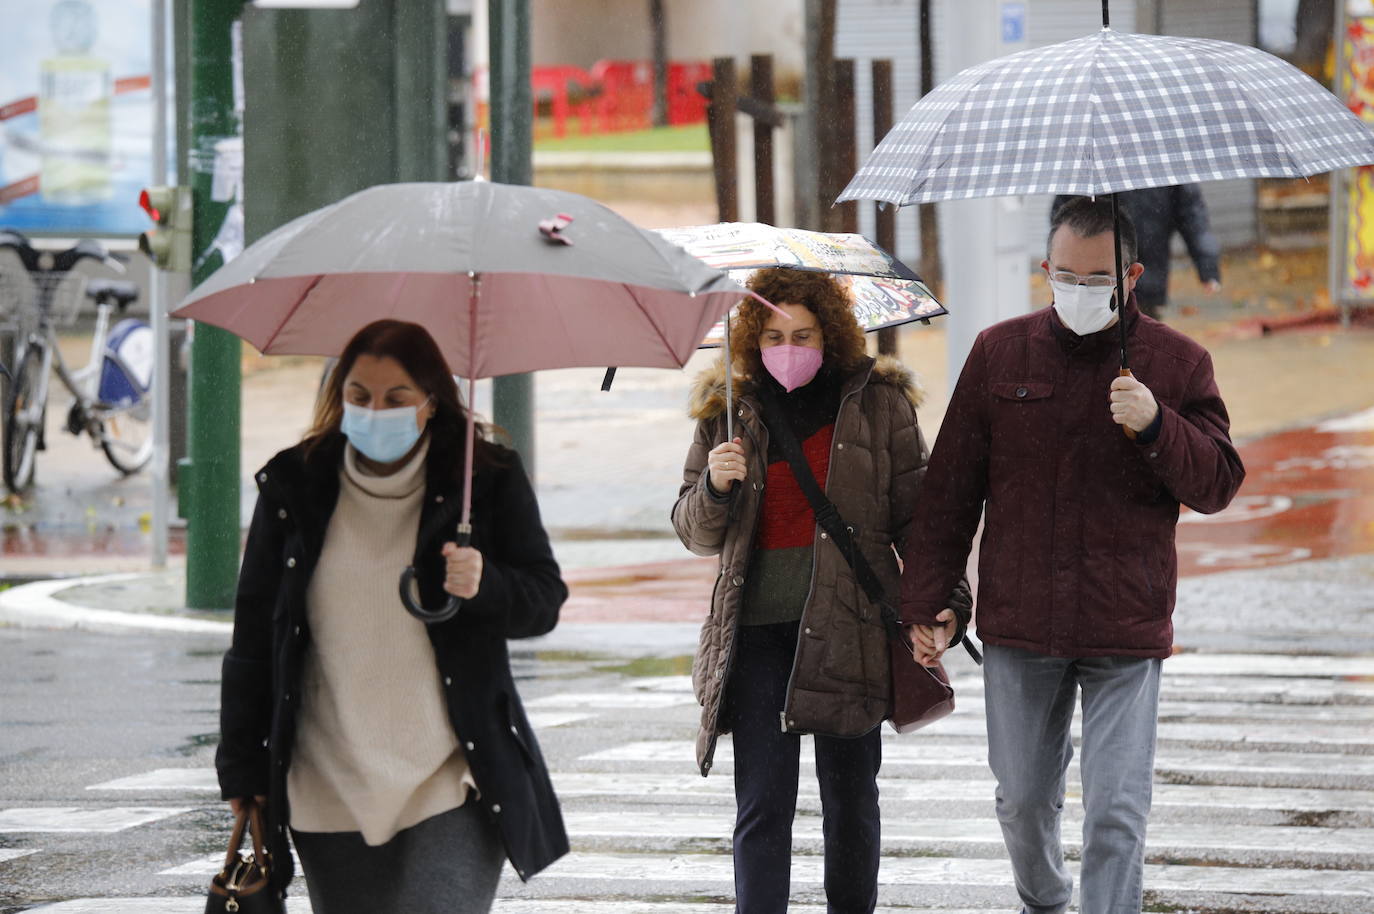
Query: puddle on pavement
171 732 220 757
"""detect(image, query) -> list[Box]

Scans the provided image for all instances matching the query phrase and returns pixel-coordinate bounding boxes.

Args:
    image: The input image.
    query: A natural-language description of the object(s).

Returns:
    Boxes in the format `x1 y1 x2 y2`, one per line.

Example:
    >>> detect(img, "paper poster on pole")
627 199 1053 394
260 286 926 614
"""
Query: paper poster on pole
0 0 158 236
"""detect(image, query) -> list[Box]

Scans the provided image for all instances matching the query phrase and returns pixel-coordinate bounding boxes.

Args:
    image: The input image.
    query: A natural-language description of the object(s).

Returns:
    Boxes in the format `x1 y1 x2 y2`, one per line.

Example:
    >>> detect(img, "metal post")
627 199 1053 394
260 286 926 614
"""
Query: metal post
184 0 242 609
488 0 536 472
150 0 170 570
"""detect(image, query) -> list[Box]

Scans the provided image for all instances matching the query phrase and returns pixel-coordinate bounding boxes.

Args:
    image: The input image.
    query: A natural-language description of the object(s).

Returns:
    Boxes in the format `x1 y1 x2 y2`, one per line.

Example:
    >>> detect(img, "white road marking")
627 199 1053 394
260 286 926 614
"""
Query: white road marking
525 691 694 709
0 848 39 864
87 768 219 792
527 711 595 729
0 807 192 833
531 851 1374 898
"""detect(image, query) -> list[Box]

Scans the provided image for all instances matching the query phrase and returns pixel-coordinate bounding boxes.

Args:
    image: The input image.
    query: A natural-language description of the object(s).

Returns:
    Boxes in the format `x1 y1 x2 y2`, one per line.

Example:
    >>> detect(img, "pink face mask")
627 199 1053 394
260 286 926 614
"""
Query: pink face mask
761 344 823 392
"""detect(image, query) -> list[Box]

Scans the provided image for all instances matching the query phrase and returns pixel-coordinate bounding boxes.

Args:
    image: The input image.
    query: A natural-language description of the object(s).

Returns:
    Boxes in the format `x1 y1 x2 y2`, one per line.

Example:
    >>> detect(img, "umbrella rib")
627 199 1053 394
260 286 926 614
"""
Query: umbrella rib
620 282 681 366
265 274 324 351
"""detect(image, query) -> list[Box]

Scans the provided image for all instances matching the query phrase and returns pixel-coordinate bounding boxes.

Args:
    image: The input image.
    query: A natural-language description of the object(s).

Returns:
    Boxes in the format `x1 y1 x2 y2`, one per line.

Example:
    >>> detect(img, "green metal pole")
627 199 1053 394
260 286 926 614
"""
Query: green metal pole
488 0 536 474
185 0 243 609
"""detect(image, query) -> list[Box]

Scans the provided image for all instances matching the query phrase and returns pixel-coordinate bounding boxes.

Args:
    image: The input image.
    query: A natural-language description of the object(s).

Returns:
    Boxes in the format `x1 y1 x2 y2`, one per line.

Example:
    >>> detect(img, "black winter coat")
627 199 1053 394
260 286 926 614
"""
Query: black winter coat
214 431 569 894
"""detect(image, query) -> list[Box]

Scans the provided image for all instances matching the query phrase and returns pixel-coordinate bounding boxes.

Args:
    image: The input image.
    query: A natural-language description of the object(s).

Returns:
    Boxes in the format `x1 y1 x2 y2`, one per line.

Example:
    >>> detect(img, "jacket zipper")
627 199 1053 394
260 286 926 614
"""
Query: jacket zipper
780 363 874 733
704 398 766 774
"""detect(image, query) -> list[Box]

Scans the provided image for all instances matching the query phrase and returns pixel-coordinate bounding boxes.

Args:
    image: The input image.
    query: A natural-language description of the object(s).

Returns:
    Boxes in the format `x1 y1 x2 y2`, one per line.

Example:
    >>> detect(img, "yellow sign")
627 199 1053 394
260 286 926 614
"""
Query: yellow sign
1341 17 1374 298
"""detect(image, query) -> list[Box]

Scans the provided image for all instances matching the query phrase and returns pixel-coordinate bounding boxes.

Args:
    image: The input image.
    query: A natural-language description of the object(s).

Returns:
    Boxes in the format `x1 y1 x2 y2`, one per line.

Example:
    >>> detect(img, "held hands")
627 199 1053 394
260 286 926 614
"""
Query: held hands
707 438 747 493
1109 374 1160 433
905 609 958 668
442 543 483 600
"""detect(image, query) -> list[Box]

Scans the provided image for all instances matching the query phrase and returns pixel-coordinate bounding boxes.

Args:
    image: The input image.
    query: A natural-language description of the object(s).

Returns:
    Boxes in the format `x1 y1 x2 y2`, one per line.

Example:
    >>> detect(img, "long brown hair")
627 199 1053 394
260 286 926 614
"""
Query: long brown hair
305 320 496 475
729 267 867 381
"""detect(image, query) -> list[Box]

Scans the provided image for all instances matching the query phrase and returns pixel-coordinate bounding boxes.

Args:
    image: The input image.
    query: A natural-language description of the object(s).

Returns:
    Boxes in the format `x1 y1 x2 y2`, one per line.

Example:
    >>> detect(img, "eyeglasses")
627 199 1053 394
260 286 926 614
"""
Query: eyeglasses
1048 270 1118 289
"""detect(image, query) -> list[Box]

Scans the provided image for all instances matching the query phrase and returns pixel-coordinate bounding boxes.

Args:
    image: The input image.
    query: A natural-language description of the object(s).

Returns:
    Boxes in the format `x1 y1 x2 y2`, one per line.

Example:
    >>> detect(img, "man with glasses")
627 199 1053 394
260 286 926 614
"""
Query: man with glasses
1054 186 1222 320
897 196 1244 914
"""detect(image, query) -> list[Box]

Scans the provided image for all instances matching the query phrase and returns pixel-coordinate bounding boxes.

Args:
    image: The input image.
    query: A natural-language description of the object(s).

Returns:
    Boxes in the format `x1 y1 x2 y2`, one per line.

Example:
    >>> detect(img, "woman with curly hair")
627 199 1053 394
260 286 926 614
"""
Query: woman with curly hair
672 267 971 913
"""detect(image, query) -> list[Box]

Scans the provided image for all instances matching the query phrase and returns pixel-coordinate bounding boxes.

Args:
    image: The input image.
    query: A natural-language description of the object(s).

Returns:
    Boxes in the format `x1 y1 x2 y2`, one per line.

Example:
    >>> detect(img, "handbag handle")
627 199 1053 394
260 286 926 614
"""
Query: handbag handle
222 801 270 873
755 384 981 664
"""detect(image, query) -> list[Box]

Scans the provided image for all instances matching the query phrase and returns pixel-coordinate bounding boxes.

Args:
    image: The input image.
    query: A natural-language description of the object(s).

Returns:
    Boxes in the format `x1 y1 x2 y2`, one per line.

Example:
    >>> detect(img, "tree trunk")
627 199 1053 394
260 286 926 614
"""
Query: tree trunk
917 0 942 298
650 0 668 127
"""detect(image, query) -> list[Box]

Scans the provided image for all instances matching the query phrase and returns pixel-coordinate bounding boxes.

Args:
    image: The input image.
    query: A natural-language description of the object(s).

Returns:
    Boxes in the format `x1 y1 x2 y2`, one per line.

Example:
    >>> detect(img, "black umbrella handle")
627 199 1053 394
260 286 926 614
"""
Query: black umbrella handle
399 524 472 624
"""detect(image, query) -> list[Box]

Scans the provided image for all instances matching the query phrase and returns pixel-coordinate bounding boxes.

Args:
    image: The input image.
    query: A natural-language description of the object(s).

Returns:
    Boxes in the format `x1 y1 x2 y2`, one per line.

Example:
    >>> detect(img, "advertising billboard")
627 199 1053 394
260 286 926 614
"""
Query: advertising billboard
0 0 156 237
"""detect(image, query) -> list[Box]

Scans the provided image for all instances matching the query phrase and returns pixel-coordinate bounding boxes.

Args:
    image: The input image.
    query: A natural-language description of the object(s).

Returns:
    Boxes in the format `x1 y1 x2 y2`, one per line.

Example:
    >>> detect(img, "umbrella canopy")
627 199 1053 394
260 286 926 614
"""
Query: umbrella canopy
839 28 1374 207
173 181 746 378
653 222 946 347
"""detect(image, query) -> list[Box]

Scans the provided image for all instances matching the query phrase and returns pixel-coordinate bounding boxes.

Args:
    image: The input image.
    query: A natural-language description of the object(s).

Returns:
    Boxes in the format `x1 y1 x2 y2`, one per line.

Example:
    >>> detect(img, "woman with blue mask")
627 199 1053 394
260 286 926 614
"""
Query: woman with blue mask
216 319 569 913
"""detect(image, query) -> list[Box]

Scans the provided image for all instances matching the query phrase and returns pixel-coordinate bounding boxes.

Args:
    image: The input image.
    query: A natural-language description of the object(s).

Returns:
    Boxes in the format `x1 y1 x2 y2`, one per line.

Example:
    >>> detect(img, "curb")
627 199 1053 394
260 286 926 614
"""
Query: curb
0 574 231 635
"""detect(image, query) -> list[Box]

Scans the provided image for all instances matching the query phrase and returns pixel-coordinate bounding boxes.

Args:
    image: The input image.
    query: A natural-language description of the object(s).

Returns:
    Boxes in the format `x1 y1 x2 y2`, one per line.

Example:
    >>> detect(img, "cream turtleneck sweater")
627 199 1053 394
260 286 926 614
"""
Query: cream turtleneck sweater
288 438 475 844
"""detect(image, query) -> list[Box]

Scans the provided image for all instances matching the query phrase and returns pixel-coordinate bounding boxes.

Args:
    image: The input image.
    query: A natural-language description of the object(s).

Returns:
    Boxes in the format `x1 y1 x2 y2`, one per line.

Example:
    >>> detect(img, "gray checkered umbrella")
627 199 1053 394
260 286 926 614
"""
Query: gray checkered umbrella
838 28 1374 207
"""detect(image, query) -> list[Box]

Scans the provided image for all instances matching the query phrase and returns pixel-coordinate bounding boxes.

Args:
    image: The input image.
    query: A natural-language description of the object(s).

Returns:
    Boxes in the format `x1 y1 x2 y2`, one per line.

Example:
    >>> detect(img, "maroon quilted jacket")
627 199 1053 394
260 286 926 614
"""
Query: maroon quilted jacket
900 297 1244 659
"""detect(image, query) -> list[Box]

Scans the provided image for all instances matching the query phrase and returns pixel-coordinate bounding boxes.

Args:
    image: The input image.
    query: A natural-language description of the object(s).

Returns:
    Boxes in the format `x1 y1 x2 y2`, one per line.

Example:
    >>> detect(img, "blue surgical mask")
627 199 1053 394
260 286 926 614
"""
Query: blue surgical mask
341 400 428 463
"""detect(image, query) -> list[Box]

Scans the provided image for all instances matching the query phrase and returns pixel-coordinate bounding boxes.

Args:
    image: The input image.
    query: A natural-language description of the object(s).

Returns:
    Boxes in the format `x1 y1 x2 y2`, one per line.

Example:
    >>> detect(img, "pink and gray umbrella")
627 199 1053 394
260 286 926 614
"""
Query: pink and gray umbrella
174 180 755 621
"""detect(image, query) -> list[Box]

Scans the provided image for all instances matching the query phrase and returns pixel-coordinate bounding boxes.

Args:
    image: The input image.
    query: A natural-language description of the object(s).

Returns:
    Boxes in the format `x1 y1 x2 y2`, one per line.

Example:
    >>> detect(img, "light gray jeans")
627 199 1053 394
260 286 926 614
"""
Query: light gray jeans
983 643 1162 914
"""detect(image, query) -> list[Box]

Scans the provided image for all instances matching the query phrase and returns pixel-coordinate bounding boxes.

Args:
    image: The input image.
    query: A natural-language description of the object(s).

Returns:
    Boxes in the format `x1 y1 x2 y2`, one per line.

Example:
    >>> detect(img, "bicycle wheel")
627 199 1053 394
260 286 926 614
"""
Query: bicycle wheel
98 398 153 475
4 345 45 493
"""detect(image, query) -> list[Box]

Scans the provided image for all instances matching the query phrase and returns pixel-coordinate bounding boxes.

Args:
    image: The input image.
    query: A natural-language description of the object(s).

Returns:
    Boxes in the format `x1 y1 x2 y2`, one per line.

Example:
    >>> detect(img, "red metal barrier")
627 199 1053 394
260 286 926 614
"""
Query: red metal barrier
531 59 709 138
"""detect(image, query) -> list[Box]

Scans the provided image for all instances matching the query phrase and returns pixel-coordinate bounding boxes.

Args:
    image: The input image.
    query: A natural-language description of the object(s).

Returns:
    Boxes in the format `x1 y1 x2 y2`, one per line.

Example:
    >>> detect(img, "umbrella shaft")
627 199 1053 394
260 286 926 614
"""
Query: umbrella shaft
1111 193 1129 371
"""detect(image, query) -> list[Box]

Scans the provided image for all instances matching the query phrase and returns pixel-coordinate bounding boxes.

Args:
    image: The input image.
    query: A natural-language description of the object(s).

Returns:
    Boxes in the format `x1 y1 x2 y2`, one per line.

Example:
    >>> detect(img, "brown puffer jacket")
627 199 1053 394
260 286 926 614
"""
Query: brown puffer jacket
672 355 973 776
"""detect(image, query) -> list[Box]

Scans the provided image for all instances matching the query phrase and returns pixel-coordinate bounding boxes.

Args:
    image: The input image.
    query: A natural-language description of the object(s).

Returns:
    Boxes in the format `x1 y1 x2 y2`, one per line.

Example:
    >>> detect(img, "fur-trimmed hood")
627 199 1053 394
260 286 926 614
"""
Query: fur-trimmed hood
687 355 925 421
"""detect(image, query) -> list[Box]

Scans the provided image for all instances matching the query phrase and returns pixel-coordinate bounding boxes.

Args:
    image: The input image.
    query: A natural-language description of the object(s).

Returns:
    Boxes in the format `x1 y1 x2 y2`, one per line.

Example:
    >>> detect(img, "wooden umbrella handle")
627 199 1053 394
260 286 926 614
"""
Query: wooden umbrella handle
1119 368 1137 440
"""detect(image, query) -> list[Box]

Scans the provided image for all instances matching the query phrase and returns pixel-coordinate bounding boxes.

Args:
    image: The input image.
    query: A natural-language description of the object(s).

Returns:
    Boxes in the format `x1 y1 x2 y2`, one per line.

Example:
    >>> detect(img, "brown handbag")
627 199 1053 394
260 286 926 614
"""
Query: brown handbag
756 383 976 735
885 619 956 733
206 801 285 914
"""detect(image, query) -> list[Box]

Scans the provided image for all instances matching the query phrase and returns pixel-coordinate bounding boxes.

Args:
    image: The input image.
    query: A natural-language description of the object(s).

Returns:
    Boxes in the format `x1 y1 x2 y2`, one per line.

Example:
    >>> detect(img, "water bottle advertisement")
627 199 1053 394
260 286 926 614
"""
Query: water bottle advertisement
0 0 159 237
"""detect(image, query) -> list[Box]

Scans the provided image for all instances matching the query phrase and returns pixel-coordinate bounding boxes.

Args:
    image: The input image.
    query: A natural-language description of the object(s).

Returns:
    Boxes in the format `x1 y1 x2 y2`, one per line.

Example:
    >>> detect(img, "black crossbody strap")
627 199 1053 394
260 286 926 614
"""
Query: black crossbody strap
757 384 981 664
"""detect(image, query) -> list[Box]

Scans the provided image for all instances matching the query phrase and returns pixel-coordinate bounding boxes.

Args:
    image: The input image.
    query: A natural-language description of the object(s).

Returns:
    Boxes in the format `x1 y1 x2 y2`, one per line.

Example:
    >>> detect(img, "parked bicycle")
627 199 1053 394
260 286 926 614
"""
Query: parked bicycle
0 230 154 493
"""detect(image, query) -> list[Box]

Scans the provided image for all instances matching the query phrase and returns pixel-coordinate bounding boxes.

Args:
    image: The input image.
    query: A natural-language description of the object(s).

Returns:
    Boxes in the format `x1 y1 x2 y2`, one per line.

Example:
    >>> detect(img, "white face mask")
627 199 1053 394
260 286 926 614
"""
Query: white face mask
1050 280 1118 336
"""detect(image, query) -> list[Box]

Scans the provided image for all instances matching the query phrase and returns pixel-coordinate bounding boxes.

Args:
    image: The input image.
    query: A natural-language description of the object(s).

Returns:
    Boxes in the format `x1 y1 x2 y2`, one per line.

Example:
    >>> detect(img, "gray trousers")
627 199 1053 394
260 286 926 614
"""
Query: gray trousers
983 643 1162 914
291 802 506 914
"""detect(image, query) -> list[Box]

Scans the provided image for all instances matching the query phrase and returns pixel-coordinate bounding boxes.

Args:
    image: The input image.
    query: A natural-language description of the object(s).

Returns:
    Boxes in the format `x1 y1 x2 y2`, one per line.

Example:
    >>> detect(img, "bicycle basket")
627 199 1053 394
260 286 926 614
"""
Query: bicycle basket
38 271 89 327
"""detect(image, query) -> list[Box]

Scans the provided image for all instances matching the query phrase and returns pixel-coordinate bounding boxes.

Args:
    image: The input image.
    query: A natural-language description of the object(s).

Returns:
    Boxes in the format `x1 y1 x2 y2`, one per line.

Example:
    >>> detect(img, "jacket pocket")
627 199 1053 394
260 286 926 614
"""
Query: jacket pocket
502 693 539 769
989 382 1056 457
691 573 724 705
819 576 872 685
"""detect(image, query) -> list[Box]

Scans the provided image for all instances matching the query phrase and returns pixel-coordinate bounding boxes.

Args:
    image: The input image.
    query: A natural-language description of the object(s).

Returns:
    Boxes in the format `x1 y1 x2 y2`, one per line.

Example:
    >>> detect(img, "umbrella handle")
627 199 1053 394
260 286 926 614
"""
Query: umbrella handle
1119 368 1138 440
399 524 472 624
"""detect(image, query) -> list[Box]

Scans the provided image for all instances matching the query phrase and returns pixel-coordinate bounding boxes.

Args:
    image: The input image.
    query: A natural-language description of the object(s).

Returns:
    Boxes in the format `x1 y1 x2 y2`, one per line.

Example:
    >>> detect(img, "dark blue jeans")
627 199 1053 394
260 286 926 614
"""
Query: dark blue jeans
726 621 882 914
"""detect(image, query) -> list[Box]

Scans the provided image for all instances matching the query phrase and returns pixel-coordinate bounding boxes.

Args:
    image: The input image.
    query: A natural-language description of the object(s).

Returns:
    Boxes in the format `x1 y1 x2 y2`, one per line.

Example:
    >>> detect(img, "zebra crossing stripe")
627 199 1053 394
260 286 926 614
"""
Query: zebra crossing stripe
0 807 192 833
526 711 596 729
0 848 38 864
521 851 1374 899
558 811 1374 867
525 691 695 709
583 741 1374 785
552 771 1374 822
87 768 218 792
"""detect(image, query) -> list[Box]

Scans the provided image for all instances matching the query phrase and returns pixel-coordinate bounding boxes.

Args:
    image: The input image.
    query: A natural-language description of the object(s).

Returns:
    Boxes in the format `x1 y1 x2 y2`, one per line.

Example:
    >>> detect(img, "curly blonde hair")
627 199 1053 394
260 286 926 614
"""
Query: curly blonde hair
729 267 867 381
